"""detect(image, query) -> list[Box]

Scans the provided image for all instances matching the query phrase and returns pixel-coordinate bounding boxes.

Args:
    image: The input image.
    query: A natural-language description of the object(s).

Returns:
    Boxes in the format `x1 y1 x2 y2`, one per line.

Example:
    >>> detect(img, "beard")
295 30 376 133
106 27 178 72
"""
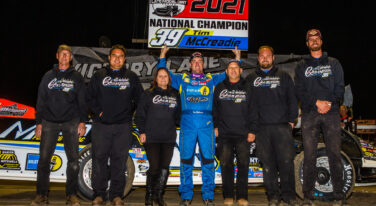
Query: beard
260 61 273 70
309 44 322 52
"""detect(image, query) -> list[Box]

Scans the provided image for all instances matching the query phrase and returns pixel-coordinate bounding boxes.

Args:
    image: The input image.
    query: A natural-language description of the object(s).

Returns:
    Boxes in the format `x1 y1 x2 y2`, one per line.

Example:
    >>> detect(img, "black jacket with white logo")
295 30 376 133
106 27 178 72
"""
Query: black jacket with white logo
213 77 258 138
245 66 298 125
36 65 88 124
86 66 143 124
295 52 344 114
135 87 181 143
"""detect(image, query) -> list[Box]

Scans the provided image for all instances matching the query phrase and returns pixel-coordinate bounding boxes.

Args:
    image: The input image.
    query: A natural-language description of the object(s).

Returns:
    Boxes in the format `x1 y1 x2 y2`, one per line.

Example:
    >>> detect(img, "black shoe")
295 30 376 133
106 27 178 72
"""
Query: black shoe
145 173 154 206
154 169 169 206
268 199 279 206
301 199 315 206
203 199 215 206
179 199 191 206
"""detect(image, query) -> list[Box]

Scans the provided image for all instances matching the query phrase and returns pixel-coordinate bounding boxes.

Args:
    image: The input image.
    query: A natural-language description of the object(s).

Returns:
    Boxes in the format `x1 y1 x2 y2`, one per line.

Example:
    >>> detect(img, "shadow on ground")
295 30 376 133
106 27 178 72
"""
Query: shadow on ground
1 181 376 205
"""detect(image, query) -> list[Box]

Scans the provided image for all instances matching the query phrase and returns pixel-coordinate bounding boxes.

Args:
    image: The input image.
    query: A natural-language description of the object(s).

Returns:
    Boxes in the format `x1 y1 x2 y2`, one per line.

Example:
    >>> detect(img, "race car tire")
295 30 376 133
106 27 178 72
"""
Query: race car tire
294 145 355 201
77 144 135 201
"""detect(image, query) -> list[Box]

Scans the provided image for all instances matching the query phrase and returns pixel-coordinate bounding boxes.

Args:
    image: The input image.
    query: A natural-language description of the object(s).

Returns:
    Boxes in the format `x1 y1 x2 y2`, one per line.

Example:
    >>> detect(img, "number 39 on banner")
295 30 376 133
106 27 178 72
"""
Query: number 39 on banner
150 28 188 47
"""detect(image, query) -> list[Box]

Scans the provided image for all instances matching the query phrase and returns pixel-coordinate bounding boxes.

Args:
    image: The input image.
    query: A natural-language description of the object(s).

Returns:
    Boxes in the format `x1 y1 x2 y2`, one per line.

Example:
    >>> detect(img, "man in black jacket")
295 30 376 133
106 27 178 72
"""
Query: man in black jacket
246 46 298 206
295 29 345 206
86 44 144 206
213 60 257 206
32 44 87 206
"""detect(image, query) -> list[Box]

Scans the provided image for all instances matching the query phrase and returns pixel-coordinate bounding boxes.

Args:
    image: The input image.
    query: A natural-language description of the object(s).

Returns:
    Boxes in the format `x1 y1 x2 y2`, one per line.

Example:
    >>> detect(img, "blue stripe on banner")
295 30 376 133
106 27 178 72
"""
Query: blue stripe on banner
0 142 84 151
179 35 248 49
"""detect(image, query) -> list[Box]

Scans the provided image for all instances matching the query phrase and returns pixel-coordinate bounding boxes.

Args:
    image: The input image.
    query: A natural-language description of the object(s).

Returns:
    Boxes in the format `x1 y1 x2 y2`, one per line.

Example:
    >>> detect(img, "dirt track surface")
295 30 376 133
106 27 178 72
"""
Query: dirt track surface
1 180 376 205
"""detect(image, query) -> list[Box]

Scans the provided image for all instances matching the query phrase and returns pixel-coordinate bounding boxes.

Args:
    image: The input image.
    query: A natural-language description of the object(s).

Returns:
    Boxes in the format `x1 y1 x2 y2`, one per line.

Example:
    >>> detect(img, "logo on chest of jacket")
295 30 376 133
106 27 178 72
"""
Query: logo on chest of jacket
304 65 332 78
219 89 246 103
48 78 74 92
152 95 177 108
102 76 130 90
253 77 280 88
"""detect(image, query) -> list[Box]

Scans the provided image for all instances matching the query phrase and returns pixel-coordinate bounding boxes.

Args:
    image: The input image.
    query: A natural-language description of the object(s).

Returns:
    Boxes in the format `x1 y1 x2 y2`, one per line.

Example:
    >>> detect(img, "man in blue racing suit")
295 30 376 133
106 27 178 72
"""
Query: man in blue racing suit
157 46 241 206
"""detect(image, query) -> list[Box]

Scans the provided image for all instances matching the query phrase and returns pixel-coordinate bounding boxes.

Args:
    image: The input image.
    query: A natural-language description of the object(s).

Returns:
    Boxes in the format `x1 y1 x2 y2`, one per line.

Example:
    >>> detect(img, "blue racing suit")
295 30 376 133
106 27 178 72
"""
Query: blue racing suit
157 57 226 200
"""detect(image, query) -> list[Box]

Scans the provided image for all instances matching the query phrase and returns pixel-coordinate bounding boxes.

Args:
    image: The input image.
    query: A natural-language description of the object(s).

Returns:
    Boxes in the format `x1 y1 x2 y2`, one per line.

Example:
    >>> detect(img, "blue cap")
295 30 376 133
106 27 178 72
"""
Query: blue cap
228 59 241 66
189 52 204 62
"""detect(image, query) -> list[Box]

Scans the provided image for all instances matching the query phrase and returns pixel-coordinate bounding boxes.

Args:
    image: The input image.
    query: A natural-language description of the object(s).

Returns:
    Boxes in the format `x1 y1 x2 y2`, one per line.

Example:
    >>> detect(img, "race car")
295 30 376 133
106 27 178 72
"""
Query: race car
150 0 187 17
1 98 376 201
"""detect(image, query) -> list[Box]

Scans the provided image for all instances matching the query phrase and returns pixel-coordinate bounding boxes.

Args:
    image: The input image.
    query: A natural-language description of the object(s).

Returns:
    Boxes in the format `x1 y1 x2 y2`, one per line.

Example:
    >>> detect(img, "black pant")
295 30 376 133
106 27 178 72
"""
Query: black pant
217 137 250 200
37 118 79 196
91 122 131 200
256 124 296 202
144 143 175 176
302 112 344 200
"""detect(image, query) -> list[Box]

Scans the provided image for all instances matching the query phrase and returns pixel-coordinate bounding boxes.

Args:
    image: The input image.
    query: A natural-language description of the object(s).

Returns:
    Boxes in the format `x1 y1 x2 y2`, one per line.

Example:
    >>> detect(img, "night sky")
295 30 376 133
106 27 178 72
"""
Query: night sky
1 1 375 118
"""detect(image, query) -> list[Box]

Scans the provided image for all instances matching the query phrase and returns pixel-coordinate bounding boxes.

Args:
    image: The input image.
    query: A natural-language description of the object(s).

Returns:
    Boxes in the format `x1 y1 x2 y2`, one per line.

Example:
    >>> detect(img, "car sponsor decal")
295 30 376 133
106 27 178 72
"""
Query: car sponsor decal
0 149 21 170
25 153 62 172
0 99 35 119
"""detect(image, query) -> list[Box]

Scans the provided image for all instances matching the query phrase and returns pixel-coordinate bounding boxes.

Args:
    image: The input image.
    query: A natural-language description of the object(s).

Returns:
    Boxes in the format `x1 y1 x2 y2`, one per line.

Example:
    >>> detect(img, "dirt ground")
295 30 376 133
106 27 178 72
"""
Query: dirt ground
1 180 376 206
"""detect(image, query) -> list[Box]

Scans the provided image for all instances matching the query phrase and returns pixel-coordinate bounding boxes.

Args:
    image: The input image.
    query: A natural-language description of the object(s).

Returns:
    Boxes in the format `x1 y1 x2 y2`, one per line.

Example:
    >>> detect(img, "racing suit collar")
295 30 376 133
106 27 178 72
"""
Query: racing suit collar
191 73 205 79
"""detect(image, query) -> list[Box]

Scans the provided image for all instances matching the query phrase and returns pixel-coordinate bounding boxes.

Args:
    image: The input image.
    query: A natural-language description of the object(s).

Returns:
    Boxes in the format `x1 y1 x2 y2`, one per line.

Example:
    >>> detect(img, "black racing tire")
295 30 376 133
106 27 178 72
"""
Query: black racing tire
77 144 135 201
294 145 355 201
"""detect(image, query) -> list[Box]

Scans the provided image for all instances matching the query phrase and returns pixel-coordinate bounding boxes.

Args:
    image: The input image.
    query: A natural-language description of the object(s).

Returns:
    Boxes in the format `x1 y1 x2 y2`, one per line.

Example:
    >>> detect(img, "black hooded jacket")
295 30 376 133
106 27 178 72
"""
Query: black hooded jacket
295 52 344 114
86 66 143 124
135 86 181 143
245 66 298 125
213 77 258 138
36 65 88 124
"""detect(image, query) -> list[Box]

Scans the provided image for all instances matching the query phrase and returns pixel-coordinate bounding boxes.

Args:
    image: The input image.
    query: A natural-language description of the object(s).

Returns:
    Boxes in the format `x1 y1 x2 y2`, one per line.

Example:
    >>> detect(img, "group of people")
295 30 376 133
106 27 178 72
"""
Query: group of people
31 28 347 206
32 44 144 206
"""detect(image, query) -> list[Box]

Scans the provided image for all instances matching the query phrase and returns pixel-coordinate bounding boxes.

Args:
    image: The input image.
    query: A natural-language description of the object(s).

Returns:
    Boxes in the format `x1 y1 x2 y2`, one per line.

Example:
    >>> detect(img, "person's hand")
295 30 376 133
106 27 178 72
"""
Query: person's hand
140 133 146 143
99 112 103 117
289 122 295 129
214 128 219 137
77 123 86 137
316 100 331 114
247 133 256 142
232 46 241 60
35 124 42 139
160 45 170 58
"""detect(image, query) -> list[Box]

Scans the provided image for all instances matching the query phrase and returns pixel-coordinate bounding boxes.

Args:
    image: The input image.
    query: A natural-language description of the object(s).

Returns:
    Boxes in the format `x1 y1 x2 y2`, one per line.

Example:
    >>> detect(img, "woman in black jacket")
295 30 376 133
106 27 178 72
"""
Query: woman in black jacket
135 67 181 206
